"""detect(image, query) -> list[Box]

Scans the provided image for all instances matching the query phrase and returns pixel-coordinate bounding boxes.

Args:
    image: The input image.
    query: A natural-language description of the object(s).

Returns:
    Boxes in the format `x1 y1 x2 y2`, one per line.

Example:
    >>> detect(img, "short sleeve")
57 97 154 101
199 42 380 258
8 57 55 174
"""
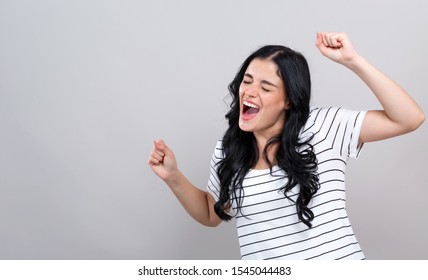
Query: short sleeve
207 140 224 201
309 107 367 159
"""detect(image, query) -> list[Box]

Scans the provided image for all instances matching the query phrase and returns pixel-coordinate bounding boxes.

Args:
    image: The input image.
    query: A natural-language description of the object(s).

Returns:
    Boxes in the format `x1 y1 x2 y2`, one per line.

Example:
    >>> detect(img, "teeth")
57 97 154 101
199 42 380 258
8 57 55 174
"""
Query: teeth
243 101 259 108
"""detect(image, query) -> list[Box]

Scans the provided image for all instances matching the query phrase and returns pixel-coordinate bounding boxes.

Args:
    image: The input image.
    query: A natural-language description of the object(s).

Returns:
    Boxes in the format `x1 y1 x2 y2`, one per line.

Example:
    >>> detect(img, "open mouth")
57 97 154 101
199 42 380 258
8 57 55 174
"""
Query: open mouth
242 100 260 120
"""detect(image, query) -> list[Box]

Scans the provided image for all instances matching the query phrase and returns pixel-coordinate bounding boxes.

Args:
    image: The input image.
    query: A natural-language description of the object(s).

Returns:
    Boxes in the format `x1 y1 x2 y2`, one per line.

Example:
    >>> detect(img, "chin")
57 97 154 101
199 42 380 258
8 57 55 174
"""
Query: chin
239 119 255 132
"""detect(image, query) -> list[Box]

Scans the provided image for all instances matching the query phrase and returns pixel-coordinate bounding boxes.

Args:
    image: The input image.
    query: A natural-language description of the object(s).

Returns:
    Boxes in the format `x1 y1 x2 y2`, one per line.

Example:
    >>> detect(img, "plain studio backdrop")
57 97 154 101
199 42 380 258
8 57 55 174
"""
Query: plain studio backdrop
0 0 427 260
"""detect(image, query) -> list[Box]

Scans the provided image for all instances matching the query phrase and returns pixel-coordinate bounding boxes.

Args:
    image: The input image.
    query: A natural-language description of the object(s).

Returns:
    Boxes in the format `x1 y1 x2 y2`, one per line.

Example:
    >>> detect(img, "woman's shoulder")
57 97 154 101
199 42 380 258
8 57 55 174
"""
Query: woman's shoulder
309 106 341 117
211 139 225 160
304 106 344 135
306 106 327 128
308 106 356 125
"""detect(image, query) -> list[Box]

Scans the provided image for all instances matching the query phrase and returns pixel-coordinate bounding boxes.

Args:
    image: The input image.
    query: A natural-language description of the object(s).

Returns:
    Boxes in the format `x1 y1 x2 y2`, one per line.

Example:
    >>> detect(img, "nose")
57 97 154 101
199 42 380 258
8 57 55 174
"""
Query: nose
243 86 258 98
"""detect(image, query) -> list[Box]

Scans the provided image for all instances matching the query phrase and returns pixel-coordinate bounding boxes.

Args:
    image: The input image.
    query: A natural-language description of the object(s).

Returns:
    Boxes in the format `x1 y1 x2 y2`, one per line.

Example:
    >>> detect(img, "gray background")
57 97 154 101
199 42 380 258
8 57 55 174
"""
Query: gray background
0 0 427 259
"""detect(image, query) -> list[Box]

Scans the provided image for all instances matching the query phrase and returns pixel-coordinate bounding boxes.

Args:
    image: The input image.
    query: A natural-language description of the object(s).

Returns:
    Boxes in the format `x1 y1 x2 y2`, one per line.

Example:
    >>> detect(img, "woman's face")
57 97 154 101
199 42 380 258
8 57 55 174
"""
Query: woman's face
239 58 289 138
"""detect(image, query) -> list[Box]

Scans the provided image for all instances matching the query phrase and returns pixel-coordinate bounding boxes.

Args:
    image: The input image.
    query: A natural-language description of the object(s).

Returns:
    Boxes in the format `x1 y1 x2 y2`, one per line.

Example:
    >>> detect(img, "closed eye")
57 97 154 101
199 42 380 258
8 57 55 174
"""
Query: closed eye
243 74 253 84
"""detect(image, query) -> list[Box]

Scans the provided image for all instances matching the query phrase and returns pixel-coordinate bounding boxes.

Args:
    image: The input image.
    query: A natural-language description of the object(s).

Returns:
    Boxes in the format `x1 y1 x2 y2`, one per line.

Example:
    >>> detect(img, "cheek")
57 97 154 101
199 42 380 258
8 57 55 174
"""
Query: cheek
265 104 286 118
261 98 286 119
262 94 286 110
238 89 244 99
238 84 247 97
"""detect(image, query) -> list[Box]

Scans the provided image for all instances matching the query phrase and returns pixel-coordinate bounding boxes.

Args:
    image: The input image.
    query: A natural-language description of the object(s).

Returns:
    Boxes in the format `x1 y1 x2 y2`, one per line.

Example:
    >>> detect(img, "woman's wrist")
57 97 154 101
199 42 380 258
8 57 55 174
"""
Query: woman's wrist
343 54 367 72
164 169 183 189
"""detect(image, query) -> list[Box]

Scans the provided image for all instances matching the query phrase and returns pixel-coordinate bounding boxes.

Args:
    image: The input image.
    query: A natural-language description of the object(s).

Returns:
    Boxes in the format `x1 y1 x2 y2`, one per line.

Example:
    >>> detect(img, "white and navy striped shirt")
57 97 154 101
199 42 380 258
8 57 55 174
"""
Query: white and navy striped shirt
207 107 367 260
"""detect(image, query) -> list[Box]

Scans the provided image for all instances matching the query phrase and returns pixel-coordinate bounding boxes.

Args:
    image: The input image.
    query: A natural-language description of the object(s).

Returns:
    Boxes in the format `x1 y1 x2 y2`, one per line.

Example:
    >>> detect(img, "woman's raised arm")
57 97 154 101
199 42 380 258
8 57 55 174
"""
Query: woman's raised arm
316 32 425 143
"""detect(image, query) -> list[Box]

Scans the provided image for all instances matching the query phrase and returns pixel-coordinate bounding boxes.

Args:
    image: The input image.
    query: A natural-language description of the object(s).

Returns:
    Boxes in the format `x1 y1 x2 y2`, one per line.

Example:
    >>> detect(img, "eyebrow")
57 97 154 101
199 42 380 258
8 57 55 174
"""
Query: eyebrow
244 74 278 88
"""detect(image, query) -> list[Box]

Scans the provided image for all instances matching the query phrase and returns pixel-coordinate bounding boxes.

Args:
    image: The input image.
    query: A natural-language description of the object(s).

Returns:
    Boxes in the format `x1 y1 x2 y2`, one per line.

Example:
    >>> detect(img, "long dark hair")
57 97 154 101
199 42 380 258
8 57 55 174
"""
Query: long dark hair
214 45 319 228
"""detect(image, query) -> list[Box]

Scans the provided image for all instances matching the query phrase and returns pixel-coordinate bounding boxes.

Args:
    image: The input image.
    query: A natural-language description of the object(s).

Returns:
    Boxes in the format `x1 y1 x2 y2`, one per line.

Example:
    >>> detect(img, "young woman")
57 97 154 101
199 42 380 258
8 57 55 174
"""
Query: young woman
148 32 424 259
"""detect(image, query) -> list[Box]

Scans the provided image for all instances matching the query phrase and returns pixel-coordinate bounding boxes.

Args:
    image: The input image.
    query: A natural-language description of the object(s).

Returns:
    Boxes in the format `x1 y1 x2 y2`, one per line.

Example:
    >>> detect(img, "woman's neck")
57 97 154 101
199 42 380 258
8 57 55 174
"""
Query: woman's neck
254 135 279 170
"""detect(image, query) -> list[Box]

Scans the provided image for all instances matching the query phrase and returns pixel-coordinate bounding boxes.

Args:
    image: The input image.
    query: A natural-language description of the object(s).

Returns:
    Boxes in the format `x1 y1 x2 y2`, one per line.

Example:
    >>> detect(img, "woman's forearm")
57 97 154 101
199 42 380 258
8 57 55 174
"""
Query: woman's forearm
164 170 221 227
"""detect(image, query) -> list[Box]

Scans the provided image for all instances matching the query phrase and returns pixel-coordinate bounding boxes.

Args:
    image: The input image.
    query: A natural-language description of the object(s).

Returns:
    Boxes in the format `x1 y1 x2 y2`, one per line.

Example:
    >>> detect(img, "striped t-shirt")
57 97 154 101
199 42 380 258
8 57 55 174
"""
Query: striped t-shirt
207 107 367 260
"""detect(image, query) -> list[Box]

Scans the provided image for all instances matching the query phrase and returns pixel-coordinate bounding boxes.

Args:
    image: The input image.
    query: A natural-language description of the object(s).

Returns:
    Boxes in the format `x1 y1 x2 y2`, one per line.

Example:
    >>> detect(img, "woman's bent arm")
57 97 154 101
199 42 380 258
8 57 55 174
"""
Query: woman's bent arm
316 32 425 143
148 140 222 227
344 56 425 142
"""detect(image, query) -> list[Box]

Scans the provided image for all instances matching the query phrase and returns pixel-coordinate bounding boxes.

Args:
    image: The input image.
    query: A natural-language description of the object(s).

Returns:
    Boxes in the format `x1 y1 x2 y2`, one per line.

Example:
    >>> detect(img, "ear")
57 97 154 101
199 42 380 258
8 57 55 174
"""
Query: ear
284 100 291 110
